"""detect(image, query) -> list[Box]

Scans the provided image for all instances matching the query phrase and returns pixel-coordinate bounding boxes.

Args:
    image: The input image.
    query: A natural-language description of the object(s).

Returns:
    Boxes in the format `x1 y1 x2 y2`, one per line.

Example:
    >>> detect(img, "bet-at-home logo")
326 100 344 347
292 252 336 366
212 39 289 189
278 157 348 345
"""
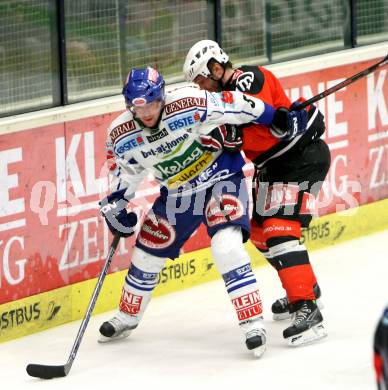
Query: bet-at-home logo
141 133 189 159
154 141 204 179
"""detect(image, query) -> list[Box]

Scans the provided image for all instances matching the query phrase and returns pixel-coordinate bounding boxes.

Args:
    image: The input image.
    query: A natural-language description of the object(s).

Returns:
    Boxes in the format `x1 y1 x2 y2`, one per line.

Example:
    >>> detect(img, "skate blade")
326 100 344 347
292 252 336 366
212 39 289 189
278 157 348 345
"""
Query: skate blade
98 329 132 344
273 298 324 322
286 323 327 347
252 344 266 358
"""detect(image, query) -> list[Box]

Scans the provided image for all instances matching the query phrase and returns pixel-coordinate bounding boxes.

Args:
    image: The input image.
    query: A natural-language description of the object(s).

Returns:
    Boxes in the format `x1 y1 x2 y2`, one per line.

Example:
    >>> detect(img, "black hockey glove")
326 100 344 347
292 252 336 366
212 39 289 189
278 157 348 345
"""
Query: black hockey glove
100 189 137 238
270 103 308 141
200 124 243 153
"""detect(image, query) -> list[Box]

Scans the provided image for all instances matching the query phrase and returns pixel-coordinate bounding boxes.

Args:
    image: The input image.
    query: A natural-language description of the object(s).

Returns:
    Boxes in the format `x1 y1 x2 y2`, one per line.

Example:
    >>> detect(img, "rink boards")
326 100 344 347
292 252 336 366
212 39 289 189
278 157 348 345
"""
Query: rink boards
0 41 387 342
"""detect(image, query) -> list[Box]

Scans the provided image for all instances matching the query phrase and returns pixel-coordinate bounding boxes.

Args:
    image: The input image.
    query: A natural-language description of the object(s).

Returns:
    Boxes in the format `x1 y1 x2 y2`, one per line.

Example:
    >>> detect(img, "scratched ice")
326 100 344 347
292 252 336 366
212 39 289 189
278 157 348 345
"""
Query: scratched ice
2 230 387 390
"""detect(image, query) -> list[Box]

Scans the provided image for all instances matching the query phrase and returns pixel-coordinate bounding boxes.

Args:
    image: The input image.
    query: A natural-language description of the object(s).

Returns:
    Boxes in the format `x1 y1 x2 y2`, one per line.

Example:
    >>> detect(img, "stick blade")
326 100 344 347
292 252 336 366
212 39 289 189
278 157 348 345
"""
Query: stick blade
26 363 69 379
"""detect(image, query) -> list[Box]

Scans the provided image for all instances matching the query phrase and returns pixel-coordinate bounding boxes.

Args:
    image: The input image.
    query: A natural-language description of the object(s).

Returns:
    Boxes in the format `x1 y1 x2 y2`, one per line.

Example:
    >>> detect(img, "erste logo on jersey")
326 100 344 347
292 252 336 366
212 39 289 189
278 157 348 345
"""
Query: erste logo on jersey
166 112 200 131
115 131 145 154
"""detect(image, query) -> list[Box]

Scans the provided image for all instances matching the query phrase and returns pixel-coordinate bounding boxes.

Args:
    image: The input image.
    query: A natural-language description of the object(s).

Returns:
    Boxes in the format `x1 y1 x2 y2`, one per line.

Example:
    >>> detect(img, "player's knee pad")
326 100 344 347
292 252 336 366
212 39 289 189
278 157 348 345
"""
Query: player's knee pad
131 246 166 274
268 239 305 257
212 227 263 321
125 248 165 293
265 239 316 302
211 226 250 275
120 248 165 318
266 239 308 271
261 218 302 269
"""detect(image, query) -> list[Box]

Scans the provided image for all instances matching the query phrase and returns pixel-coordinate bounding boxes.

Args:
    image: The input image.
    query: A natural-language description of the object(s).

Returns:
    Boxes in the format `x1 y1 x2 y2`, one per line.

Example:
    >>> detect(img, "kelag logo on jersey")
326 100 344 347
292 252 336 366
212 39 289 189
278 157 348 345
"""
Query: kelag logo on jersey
168 151 213 189
115 132 144 154
154 141 205 179
166 112 200 131
141 133 189 159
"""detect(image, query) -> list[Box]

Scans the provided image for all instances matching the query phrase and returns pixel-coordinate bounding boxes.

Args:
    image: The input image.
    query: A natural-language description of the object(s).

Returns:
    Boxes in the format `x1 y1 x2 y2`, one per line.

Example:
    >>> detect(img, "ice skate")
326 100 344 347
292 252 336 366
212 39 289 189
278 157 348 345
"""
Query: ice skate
98 311 138 343
283 300 327 346
240 317 267 358
272 284 323 321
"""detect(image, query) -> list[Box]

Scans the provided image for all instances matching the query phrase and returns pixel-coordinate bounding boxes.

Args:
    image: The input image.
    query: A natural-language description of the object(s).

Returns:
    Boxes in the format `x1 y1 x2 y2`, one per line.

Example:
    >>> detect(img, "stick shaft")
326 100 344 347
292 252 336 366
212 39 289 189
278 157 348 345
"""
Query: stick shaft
26 234 121 379
296 54 388 110
66 234 120 367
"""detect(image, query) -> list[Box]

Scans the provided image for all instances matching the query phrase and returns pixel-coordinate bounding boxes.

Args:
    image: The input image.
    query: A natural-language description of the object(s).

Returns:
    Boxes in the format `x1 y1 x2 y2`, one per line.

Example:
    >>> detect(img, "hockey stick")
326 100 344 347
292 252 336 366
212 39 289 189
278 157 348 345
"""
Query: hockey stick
26 233 121 379
296 53 388 110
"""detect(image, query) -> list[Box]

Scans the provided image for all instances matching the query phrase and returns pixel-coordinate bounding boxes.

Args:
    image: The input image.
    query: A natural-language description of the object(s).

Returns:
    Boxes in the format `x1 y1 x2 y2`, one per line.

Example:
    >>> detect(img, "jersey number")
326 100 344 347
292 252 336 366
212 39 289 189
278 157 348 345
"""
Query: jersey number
221 91 234 104
243 95 255 108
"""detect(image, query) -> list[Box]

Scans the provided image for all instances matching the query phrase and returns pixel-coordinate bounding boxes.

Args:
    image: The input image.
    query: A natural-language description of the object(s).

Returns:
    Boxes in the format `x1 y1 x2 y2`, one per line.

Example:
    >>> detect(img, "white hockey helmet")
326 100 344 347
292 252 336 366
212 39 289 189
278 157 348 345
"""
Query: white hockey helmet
183 40 229 82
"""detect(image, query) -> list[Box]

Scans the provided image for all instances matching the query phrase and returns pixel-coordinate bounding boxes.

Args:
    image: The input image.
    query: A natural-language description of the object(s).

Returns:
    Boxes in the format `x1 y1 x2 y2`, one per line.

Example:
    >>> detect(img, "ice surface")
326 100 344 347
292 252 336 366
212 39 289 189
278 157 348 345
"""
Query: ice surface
2 230 387 390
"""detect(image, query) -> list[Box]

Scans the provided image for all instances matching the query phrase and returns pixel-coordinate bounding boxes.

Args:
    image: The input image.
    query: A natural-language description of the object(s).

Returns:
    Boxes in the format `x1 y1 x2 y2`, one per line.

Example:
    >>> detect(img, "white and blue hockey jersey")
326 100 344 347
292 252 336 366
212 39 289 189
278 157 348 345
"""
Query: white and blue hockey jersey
106 85 274 198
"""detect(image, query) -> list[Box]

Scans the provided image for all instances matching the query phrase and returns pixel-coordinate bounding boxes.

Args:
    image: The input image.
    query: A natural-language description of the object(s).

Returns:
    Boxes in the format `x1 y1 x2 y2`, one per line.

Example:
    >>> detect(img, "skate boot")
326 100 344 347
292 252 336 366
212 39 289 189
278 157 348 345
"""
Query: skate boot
283 299 327 346
272 283 323 321
98 311 138 343
240 317 267 358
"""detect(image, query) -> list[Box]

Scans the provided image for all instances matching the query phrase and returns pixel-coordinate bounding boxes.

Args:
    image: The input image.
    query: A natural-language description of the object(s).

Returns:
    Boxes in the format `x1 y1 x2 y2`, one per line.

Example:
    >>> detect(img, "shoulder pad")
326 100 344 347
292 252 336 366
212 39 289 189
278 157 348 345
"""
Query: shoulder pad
232 66 264 94
164 87 207 116
165 85 205 102
108 111 139 144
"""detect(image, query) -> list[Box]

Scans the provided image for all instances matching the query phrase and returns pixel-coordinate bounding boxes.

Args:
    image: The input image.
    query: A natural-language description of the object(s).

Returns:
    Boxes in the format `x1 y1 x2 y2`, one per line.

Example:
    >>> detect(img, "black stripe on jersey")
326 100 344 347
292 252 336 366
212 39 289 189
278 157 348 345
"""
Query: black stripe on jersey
269 249 310 271
252 105 326 169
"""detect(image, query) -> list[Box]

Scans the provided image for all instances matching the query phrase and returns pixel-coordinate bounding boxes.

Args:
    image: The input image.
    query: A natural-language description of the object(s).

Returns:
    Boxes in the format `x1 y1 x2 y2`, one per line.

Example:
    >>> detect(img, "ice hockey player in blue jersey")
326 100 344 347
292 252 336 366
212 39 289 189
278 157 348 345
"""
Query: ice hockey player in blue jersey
98 66 308 358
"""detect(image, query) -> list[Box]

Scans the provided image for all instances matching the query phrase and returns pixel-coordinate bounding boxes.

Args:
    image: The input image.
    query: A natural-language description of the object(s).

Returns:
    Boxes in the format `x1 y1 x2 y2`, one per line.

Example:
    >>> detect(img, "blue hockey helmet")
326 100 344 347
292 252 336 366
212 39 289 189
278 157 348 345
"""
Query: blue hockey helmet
123 67 165 108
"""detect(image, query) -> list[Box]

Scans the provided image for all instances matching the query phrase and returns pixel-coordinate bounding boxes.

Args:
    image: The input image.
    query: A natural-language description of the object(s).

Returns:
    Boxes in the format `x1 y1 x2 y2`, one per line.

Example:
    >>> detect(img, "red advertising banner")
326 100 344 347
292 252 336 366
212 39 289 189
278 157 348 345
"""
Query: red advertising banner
0 57 387 305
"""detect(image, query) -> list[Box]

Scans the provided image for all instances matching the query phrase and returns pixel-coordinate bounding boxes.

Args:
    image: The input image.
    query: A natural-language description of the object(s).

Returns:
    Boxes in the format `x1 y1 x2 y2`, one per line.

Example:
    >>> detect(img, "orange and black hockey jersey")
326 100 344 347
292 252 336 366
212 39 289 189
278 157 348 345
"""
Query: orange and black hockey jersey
224 65 325 168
